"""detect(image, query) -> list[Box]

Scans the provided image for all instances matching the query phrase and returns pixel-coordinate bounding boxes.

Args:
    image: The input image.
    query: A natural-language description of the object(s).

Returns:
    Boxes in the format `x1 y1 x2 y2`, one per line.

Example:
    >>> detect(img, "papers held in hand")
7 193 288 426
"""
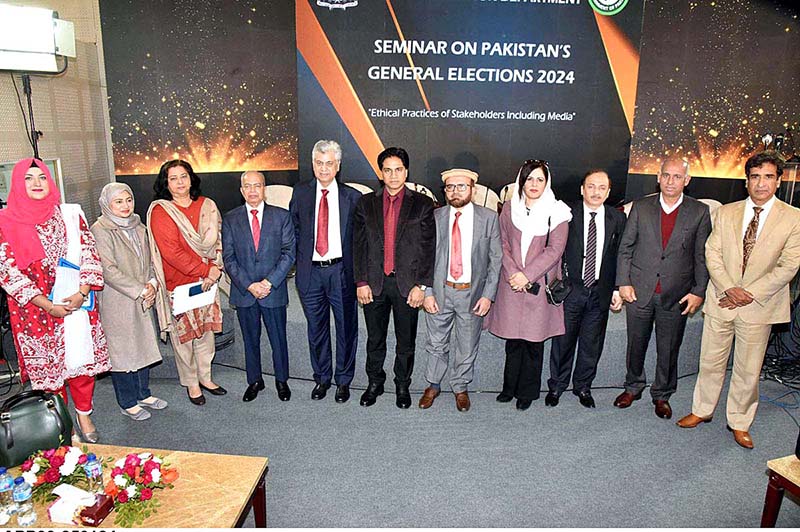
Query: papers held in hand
49 258 95 311
171 281 217 316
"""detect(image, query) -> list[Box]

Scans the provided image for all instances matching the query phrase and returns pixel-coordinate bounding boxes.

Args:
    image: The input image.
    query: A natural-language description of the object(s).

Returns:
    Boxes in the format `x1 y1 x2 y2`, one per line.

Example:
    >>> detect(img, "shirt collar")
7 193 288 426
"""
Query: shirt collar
383 184 405 202
317 178 338 195
745 194 776 214
246 201 264 216
583 202 604 218
451 201 474 216
659 193 684 214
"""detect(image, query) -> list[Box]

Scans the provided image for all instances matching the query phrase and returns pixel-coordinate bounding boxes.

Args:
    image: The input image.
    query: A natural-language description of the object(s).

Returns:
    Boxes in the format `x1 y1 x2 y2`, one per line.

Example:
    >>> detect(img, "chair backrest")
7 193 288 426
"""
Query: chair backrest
344 182 374 195
499 182 517 204
698 198 723 217
472 183 501 212
264 184 293 210
405 182 438 204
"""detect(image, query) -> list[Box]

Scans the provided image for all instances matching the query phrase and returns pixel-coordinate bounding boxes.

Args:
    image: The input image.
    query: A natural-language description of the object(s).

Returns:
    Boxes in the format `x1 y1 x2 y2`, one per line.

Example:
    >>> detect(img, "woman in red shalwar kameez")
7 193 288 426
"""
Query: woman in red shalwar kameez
0 158 110 442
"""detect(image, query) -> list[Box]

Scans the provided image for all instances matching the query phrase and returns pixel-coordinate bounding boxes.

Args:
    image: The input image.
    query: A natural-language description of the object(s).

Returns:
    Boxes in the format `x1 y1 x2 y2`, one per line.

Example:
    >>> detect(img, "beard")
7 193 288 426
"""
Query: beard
448 196 471 208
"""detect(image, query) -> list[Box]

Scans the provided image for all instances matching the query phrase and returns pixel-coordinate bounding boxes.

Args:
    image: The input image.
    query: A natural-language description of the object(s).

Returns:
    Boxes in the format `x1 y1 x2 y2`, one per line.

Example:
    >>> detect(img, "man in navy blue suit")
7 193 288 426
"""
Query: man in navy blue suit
289 140 361 403
222 170 296 402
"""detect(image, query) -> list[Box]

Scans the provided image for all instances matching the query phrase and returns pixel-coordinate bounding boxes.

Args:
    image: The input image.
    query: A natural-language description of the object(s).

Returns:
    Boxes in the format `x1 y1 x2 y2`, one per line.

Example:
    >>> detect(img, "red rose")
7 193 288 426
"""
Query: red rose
139 488 153 501
21 460 33 472
142 473 153 485
124 465 136 478
111 467 123 477
117 490 129 503
143 460 159 473
43 449 56 459
77 454 88 465
44 468 60 483
124 454 141 468
49 455 65 468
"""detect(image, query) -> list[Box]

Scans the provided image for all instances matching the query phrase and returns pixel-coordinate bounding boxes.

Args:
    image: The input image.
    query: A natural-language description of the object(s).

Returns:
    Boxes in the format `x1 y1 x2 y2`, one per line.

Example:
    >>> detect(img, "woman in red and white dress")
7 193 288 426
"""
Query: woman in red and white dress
0 158 110 442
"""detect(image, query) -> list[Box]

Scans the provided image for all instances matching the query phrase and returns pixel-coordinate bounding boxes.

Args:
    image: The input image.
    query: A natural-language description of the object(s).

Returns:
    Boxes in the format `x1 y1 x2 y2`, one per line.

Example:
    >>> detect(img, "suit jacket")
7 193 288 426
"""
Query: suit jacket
222 203 295 308
563 202 627 308
289 179 361 295
353 187 436 298
704 198 800 324
616 194 711 309
425 204 502 308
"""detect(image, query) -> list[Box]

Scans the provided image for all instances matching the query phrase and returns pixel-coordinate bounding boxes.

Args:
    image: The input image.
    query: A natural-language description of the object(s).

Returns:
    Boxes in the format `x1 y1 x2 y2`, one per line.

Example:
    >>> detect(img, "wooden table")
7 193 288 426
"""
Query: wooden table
27 443 268 528
762 454 800 527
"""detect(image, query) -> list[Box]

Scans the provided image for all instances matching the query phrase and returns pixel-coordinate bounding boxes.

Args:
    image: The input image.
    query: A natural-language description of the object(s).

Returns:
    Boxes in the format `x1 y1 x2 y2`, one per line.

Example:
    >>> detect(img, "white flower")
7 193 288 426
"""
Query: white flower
114 458 126 468
125 484 138 499
114 474 127 488
65 447 81 461
29 463 40 474
58 463 76 476
138 452 152 460
21 472 36 486
150 469 161 483
152 456 162 464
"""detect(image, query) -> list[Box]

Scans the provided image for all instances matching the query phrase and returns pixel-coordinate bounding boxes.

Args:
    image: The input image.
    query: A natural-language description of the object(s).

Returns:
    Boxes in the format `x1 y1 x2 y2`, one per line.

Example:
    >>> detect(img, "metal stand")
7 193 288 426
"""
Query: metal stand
21 74 41 159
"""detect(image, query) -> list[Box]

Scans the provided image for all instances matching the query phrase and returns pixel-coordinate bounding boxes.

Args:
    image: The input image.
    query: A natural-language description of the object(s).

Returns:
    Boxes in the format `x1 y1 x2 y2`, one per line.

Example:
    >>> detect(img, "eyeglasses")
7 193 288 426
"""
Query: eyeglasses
242 183 264 190
313 160 337 169
444 183 471 192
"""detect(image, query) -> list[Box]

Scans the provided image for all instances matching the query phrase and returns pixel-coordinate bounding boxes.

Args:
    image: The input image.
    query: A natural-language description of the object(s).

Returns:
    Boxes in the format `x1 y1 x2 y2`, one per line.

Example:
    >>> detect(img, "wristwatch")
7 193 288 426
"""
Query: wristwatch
417 284 427 291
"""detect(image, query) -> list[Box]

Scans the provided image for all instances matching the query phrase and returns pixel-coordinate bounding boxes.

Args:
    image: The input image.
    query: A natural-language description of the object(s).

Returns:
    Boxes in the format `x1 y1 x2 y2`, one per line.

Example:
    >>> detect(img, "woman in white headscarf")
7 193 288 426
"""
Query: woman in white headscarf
91 183 166 421
485 159 572 410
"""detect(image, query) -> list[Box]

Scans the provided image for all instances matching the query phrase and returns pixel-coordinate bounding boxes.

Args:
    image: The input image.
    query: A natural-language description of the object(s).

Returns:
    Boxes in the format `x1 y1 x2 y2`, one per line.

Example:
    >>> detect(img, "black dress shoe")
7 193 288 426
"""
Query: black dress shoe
496 392 514 403
544 391 560 407
335 385 350 403
396 386 411 409
311 382 331 400
576 390 595 408
516 398 533 410
360 382 384 407
187 389 206 406
199 383 228 396
275 381 291 401
243 380 265 402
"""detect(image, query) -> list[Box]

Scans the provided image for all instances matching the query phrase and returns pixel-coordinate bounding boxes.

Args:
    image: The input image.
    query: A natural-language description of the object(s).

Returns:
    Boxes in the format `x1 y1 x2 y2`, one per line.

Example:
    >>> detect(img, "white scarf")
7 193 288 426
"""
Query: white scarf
59 204 94 370
510 170 572 266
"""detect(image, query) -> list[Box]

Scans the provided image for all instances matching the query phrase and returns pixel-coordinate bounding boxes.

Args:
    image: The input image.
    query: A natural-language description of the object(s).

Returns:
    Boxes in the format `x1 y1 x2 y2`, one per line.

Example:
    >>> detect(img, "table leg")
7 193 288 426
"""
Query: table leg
761 472 785 527
253 471 267 527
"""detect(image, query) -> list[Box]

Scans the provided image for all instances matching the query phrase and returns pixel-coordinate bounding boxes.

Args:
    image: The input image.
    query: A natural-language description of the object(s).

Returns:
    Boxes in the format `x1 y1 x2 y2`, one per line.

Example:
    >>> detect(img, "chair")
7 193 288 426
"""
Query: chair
499 182 516 204
698 198 723 217
264 184 293 209
472 183 501 212
344 182 374 195
405 182 439 206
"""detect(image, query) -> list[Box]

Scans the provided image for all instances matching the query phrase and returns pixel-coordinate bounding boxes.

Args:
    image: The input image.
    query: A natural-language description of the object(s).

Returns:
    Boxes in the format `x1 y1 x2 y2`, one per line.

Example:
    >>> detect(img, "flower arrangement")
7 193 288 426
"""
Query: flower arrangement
103 452 178 527
20 445 103 503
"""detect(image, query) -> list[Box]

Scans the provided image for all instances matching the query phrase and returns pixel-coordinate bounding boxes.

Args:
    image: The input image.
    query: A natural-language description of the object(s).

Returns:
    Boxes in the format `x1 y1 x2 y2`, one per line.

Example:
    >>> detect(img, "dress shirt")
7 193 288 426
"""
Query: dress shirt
582 203 605 283
741 195 776 240
447 202 474 283
248 200 264 240
659 193 684 214
382 186 405 274
312 179 343 261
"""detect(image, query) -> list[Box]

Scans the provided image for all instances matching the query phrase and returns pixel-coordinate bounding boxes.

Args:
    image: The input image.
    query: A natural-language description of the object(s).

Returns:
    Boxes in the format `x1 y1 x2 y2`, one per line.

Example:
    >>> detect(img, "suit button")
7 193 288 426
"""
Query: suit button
661 256 665 260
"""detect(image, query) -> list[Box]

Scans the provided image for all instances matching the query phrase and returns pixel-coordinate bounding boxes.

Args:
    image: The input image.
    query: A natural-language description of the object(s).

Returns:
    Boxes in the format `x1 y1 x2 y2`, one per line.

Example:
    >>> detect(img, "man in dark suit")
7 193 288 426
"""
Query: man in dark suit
222 171 296 402
353 146 436 408
289 140 361 403
615 157 711 419
546 169 627 408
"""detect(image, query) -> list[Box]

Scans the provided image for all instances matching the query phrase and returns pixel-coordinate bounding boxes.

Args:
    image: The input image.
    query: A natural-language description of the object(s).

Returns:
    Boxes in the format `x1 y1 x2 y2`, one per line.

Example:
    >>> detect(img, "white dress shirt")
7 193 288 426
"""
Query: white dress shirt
312 179 343 261
582 203 605 283
447 202 474 283
247 201 264 242
741 195 776 240
659 193 684 214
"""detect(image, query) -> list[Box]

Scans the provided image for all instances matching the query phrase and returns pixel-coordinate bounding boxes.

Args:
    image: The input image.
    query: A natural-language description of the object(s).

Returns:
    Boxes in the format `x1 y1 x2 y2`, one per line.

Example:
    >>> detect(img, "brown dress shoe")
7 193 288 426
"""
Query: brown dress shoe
613 391 641 408
455 392 470 412
653 400 672 419
418 387 440 409
727 425 754 449
676 413 712 428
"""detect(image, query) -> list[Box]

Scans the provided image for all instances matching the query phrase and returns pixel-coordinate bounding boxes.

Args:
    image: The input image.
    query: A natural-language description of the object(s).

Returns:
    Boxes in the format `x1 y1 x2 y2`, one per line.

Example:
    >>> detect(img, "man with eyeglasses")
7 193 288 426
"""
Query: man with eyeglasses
677 151 800 449
353 147 435 408
222 170 296 402
615 157 711 419
418 168 501 412
289 140 362 403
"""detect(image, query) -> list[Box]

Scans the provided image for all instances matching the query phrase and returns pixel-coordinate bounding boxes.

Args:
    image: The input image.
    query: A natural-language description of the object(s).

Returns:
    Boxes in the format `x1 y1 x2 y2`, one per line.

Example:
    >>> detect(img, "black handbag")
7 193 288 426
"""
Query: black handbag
0 390 73 467
543 216 572 306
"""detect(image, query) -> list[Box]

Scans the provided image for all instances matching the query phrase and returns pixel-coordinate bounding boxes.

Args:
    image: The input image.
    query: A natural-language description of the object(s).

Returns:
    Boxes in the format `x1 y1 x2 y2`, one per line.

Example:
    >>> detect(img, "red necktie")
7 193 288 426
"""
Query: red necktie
450 211 463 280
315 189 329 256
251 209 260 252
384 195 397 275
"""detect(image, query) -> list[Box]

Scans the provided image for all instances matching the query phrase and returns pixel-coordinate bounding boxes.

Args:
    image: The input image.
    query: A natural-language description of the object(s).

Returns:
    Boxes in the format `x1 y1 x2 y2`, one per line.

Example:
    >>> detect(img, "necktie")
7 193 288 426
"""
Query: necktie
742 206 763 275
384 195 397 275
583 211 597 287
315 189 329 256
450 211 463 280
251 209 260 252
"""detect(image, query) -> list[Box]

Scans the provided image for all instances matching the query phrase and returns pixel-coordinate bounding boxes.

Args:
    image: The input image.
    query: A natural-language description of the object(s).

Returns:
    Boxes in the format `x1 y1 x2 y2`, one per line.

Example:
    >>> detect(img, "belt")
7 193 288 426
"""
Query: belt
312 258 342 268
445 280 471 290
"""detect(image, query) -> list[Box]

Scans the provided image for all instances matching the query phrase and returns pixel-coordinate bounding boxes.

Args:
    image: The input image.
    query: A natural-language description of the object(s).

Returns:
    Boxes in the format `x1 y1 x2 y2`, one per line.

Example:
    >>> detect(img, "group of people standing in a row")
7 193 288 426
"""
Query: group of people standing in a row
0 146 796 450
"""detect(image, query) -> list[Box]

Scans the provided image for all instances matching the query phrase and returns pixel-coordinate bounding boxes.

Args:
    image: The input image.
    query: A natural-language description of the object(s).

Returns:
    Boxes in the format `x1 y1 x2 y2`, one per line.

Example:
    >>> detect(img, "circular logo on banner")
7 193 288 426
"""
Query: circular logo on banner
588 0 629 16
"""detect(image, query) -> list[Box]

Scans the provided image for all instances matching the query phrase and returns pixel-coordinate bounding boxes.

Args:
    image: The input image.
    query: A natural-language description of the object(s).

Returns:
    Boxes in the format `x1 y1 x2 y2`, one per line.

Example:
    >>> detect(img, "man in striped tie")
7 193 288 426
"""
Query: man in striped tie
545 169 627 409
418 168 502 412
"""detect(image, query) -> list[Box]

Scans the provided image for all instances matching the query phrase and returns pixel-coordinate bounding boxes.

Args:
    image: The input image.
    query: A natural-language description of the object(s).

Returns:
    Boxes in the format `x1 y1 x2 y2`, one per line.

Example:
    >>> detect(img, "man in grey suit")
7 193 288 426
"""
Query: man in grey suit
419 168 502 412
615 157 711 419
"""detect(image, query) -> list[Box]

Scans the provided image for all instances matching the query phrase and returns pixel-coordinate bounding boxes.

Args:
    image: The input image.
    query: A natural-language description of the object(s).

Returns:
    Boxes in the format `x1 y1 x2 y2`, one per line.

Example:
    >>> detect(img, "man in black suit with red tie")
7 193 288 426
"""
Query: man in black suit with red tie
545 169 626 408
353 147 436 408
